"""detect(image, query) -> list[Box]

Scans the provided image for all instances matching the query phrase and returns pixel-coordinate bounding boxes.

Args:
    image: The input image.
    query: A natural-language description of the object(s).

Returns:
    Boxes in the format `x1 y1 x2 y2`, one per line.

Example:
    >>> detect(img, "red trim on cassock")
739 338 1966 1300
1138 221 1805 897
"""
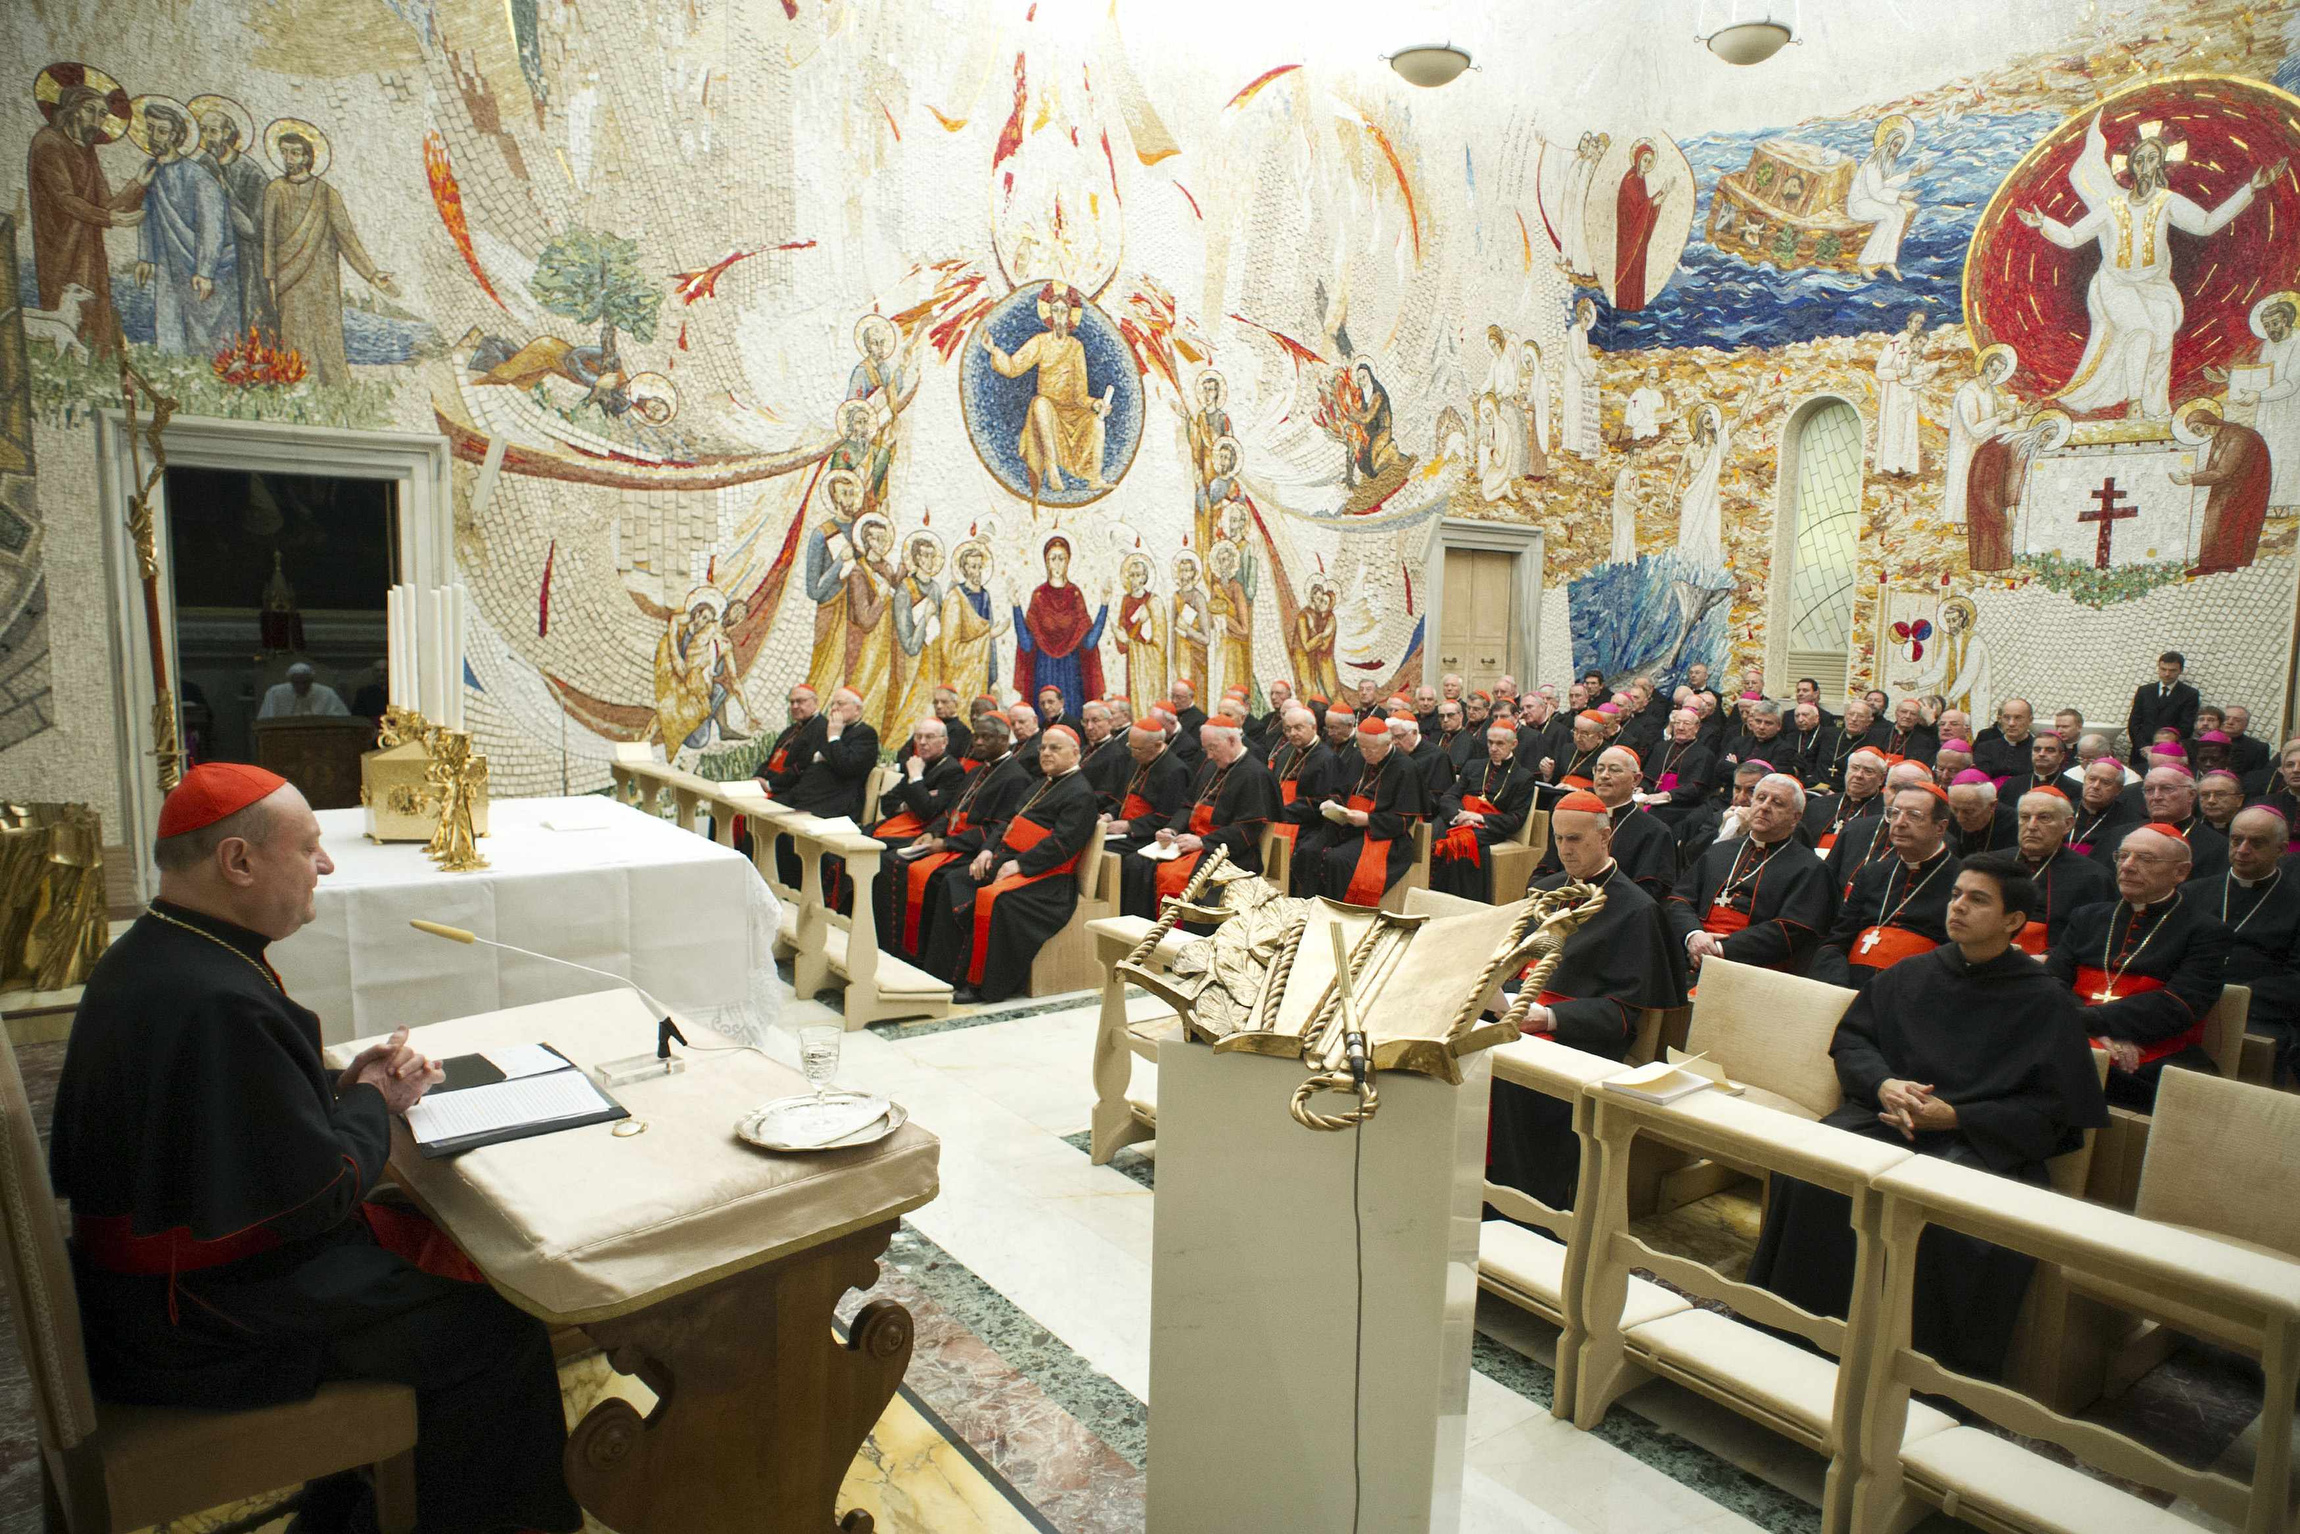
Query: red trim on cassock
2074 967 2201 1064
968 816 1083 985
1343 792 1393 906
1850 925 1937 971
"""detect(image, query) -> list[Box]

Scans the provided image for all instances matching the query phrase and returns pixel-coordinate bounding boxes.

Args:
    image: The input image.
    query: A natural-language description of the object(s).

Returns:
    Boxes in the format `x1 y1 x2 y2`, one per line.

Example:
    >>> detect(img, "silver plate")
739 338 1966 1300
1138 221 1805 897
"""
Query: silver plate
735 1093 907 1153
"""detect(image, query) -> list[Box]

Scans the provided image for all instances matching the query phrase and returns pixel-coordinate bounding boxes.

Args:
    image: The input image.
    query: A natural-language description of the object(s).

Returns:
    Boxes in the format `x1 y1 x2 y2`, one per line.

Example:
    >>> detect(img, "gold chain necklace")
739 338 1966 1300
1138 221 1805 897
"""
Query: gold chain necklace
147 907 281 994
2095 897 2174 1003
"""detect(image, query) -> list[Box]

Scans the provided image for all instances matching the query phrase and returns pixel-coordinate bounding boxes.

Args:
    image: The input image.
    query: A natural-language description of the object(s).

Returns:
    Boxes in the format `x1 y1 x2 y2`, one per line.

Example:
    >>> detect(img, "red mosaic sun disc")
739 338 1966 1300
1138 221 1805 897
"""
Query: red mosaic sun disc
1964 75 2300 418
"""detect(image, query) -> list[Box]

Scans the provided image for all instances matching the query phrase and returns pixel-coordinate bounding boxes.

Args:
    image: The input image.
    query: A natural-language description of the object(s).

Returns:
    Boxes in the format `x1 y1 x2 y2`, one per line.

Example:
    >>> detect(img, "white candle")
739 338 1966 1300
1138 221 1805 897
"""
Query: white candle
424 589 444 722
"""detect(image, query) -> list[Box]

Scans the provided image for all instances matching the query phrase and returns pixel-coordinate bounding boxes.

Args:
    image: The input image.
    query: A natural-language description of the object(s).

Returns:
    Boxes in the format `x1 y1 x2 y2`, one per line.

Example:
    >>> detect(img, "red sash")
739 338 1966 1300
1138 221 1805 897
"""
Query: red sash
1817 832 1838 851
904 851 963 952
1271 779 1301 845
1435 794 1498 864
1343 793 1394 906
2015 919 2049 956
1703 906 1751 937
2074 968 2201 1064
1562 774 1594 790
874 811 927 842
969 816 1084 985
1850 925 1936 971
1154 803 1218 901
1120 791 1154 822
74 1212 279 1276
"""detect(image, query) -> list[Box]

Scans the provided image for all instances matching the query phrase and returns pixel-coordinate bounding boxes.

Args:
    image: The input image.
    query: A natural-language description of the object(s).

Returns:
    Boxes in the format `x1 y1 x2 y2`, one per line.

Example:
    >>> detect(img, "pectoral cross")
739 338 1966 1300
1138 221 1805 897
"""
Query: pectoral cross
2094 985 2117 1003
2079 477 2138 570
1858 929 1884 954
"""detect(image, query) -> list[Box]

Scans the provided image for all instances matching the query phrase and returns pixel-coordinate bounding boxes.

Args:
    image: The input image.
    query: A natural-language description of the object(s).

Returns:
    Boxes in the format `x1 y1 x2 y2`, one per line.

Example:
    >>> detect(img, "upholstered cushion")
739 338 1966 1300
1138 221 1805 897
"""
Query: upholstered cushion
96 1380 417 1531
1897 1426 2198 1534
1625 1308 1955 1448
2137 1067 2300 1256
1478 1220 1688 1330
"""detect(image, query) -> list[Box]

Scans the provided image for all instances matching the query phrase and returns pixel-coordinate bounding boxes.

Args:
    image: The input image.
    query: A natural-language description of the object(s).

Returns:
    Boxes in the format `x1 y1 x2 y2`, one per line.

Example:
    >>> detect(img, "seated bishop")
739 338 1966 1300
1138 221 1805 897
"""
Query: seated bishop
2186 805 2300 1083
1668 772 1834 975
1264 706 1347 893
1078 703 1131 812
1100 718 1194 857
1803 747 1888 853
1534 747 1676 908
1811 783 1960 992
2009 786 2112 955
925 726 1101 1004
869 717 968 851
2068 757 2142 863
1945 770 2017 856
1746 855 2108 1381
1488 793 1688 1211
1635 711 1714 826
1429 725 1537 900
51 765 581 1534
2047 823 2230 1109
1312 717 1432 906
877 716 1029 963
1118 723 1280 919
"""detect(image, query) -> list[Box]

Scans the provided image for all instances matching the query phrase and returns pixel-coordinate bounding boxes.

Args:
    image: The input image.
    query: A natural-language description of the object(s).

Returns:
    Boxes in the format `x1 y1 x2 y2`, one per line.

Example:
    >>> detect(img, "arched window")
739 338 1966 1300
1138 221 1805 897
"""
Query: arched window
1779 399 1864 697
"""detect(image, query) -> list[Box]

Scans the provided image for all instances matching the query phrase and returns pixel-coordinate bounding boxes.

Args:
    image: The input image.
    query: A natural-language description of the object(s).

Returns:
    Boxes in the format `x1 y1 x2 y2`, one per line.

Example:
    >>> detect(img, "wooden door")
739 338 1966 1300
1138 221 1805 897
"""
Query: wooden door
1440 548 1517 693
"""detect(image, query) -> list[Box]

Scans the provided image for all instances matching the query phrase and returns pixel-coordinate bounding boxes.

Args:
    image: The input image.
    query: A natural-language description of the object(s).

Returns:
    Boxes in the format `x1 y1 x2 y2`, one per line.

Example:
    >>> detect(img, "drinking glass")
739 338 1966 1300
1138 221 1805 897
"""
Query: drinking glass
797 1024 842 1101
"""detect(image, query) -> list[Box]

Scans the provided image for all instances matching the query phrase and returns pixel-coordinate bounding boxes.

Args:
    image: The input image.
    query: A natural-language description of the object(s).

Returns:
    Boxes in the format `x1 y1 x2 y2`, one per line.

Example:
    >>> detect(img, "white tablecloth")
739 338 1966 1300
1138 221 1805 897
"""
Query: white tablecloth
275 796 782 1044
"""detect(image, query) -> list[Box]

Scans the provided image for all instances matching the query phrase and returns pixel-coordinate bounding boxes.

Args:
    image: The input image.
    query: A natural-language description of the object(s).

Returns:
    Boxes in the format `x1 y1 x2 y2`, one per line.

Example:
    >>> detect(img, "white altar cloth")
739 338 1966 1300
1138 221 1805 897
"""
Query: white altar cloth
274 796 781 1044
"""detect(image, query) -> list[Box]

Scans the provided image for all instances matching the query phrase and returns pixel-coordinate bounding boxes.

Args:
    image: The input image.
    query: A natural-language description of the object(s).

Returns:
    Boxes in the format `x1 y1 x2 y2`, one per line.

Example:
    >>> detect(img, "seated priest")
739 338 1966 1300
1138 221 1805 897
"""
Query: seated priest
1677 759 1766 866
1670 772 1834 976
52 765 581 1534
1746 854 2109 1381
1430 723 1537 899
927 726 1101 1004
1079 701 1130 810
1008 700 1045 776
1551 710 1607 790
1946 770 2017 856
755 683 824 792
877 715 1029 962
2254 738 2300 818
2070 755 2141 861
1488 793 1687 1211
2100 764 2229 881
1811 783 1959 992
2047 823 2230 1109
2010 786 2112 955
1932 742 1976 788
1805 699 1876 791
2197 768 2246 834
1431 698 1471 768
1635 710 1714 825
1804 747 1888 853
1313 717 1432 906
1100 717 1194 857
2188 805 2300 1083
1036 683 1083 738
1118 722 1280 918
1716 698 1788 792
1824 759 1935 897
1971 698 2038 781
1167 679 1208 768
870 717 967 849
768 686 880 890
2001 731 2071 802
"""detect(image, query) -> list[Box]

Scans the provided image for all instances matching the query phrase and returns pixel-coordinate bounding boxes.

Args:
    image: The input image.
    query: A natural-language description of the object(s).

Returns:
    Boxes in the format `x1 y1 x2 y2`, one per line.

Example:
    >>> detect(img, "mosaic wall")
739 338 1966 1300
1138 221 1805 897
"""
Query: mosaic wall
5 0 2300 826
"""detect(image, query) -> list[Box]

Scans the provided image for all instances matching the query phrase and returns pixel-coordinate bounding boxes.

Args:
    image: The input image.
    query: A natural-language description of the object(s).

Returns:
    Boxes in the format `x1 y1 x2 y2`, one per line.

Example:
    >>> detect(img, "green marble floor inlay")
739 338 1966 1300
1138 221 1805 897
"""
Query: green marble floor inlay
867 987 1134 1042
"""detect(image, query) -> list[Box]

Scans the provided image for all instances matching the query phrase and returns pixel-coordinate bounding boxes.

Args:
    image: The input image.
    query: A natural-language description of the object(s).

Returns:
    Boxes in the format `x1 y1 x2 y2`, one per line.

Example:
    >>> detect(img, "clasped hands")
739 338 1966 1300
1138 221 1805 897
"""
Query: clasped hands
1876 1077 1956 1140
338 1027 444 1115
969 849 1021 882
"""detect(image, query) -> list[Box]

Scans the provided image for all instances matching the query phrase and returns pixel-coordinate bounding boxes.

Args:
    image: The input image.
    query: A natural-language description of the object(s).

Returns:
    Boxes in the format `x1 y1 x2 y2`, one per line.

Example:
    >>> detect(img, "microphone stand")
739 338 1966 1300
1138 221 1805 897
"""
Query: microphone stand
410 920 689 1085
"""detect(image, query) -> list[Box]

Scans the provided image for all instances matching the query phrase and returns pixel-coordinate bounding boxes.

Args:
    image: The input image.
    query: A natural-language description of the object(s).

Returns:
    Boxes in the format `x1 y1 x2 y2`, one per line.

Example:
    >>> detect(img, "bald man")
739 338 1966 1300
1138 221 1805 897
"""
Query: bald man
1007 701 1046 777
1806 699 1876 791
1811 784 1960 992
1488 792 1687 1210
2186 804 2300 1082
1973 698 2037 781
2050 823 2230 1108
1313 717 1432 905
2010 787 2111 955
1668 772 1833 974
870 718 967 853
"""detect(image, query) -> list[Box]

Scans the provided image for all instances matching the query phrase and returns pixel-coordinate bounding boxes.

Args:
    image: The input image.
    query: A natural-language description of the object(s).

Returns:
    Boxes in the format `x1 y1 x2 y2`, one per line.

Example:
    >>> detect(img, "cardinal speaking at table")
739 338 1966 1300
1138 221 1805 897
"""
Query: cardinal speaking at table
48 764 579 1534
1118 723 1279 919
925 725 1100 1002
1488 793 1686 1211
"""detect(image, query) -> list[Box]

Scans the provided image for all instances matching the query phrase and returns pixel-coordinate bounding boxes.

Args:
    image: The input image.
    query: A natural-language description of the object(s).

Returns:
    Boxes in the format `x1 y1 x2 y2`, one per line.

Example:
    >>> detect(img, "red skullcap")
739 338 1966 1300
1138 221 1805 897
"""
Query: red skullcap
1906 781 1951 805
157 762 288 838
2023 784 2070 801
1044 725 1080 746
1576 710 1607 727
1132 716 1167 732
1358 718 1391 737
1223 686 1249 699
1470 690 1492 703
1555 791 1608 815
2140 821 2189 841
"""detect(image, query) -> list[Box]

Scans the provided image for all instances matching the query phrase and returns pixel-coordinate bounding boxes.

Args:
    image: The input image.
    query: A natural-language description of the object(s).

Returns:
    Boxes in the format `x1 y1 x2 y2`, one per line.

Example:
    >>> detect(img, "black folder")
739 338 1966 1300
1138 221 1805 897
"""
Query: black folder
410 1044 629 1159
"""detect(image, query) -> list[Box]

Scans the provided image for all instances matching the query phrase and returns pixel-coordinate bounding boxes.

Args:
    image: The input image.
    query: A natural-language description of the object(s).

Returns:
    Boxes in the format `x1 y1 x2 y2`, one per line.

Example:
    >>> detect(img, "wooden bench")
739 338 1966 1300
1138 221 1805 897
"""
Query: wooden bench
2083 983 2252 1210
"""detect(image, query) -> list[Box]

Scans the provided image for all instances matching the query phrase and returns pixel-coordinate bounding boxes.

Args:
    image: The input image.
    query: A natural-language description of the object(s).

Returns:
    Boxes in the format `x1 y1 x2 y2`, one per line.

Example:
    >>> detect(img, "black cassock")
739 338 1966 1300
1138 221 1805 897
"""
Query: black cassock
2184 870 2300 1081
1666 835 1835 973
834 751 968 915
1811 849 1960 992
1746 946 2107 1380
1532 803 1676 908
1119 757 1282 918
50 904 579 1534
1102 749 1194 858
2068 800 2139 865
925 768 1101 1000
881 752 1030 961
769 719 882 890
1314 753 1431 904
1489 869 1687 1211
2047 894 2230 1108
2014 849 2113 957
1803 790 1882 857
1081 734 1132 813
1948 802 2018 858
1639 740 1714 824
1429 757 1537 900
1269 741 1350 897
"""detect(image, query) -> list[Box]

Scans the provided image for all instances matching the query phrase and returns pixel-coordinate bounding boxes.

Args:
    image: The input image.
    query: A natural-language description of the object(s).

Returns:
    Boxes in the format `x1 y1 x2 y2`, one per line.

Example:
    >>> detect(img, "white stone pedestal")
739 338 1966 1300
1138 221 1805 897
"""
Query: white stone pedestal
1146 1042 1490 1534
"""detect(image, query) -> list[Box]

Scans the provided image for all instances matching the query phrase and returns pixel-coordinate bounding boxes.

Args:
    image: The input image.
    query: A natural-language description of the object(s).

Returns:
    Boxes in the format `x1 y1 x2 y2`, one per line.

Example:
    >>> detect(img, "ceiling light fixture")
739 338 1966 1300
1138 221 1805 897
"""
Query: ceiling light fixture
1696 2 1798 66
1387 44 1473 88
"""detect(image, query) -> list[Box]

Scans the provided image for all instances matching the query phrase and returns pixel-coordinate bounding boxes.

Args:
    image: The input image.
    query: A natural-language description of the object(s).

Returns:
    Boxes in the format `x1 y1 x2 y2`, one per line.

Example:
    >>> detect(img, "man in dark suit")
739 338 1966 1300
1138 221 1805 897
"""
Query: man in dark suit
1792 677 1839 730
2224 705 2273 782
2126 652 2200 768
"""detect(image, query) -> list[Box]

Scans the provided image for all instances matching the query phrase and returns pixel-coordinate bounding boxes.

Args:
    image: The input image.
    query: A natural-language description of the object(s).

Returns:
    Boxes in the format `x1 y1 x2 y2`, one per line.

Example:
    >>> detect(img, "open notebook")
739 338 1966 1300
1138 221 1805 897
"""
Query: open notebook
404 1043 628 1158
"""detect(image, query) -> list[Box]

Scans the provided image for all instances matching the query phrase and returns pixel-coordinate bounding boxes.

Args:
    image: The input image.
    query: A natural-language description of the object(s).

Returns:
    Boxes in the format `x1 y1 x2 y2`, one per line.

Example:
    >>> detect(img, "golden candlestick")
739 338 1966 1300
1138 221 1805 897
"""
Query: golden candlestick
419 727 489 872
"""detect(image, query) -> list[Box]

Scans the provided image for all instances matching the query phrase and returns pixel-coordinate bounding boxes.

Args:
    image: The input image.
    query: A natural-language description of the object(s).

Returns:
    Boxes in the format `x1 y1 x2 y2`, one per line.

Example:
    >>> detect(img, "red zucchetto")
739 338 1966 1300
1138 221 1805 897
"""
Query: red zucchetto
157 763 288 838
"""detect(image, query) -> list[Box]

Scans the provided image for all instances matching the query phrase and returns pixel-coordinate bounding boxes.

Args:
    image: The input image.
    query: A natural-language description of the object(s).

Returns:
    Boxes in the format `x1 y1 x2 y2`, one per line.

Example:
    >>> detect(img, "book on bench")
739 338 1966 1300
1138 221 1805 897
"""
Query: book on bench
403 1043 629 1158
1601 1054 1727 1106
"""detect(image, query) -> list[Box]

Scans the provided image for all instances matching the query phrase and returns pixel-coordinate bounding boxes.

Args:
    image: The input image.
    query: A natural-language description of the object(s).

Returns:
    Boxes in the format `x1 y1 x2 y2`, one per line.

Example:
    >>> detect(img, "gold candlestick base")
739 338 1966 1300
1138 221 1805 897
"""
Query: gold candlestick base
361 707 490 851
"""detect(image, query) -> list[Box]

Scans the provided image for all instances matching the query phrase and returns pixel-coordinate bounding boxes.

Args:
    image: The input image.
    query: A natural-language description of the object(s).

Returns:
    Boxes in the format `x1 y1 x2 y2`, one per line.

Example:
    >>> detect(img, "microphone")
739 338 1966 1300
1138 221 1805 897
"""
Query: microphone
1328 923 1370 1092
409 920 689 1084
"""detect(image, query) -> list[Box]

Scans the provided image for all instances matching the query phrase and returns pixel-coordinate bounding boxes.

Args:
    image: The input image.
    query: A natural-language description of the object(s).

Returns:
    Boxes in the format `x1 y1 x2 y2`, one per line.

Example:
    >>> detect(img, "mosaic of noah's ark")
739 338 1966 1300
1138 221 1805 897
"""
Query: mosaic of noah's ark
10 0 2300 792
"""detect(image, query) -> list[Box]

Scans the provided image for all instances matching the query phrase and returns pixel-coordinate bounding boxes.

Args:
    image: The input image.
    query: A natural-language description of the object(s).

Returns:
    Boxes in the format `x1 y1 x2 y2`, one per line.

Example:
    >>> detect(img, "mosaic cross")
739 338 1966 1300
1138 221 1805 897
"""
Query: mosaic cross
2078 477 2138 570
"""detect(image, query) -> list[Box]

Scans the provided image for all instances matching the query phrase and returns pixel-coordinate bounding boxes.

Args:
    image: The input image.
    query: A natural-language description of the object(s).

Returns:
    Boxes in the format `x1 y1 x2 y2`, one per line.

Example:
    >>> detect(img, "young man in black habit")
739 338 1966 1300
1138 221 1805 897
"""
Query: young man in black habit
50 764 581 1534
1487 793 1686 1212
1745 854 2108 1380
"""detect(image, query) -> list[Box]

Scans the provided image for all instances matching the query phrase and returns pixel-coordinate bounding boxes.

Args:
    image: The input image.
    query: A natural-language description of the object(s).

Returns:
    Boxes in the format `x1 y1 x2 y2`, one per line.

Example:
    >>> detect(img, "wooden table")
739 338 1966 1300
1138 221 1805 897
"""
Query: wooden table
330 989 940 1534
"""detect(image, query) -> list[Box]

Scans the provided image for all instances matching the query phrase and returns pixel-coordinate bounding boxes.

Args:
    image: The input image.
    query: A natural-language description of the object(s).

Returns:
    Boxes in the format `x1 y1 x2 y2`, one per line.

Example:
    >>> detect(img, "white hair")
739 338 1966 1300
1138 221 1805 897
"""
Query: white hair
1282 706 1316 726
914 716 946 736
1201 723 1244 744
1387 717 1419 741
1950 778 1997 803
1755 772 1807 811
2019 789 2073 818
1848 747 1887 770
